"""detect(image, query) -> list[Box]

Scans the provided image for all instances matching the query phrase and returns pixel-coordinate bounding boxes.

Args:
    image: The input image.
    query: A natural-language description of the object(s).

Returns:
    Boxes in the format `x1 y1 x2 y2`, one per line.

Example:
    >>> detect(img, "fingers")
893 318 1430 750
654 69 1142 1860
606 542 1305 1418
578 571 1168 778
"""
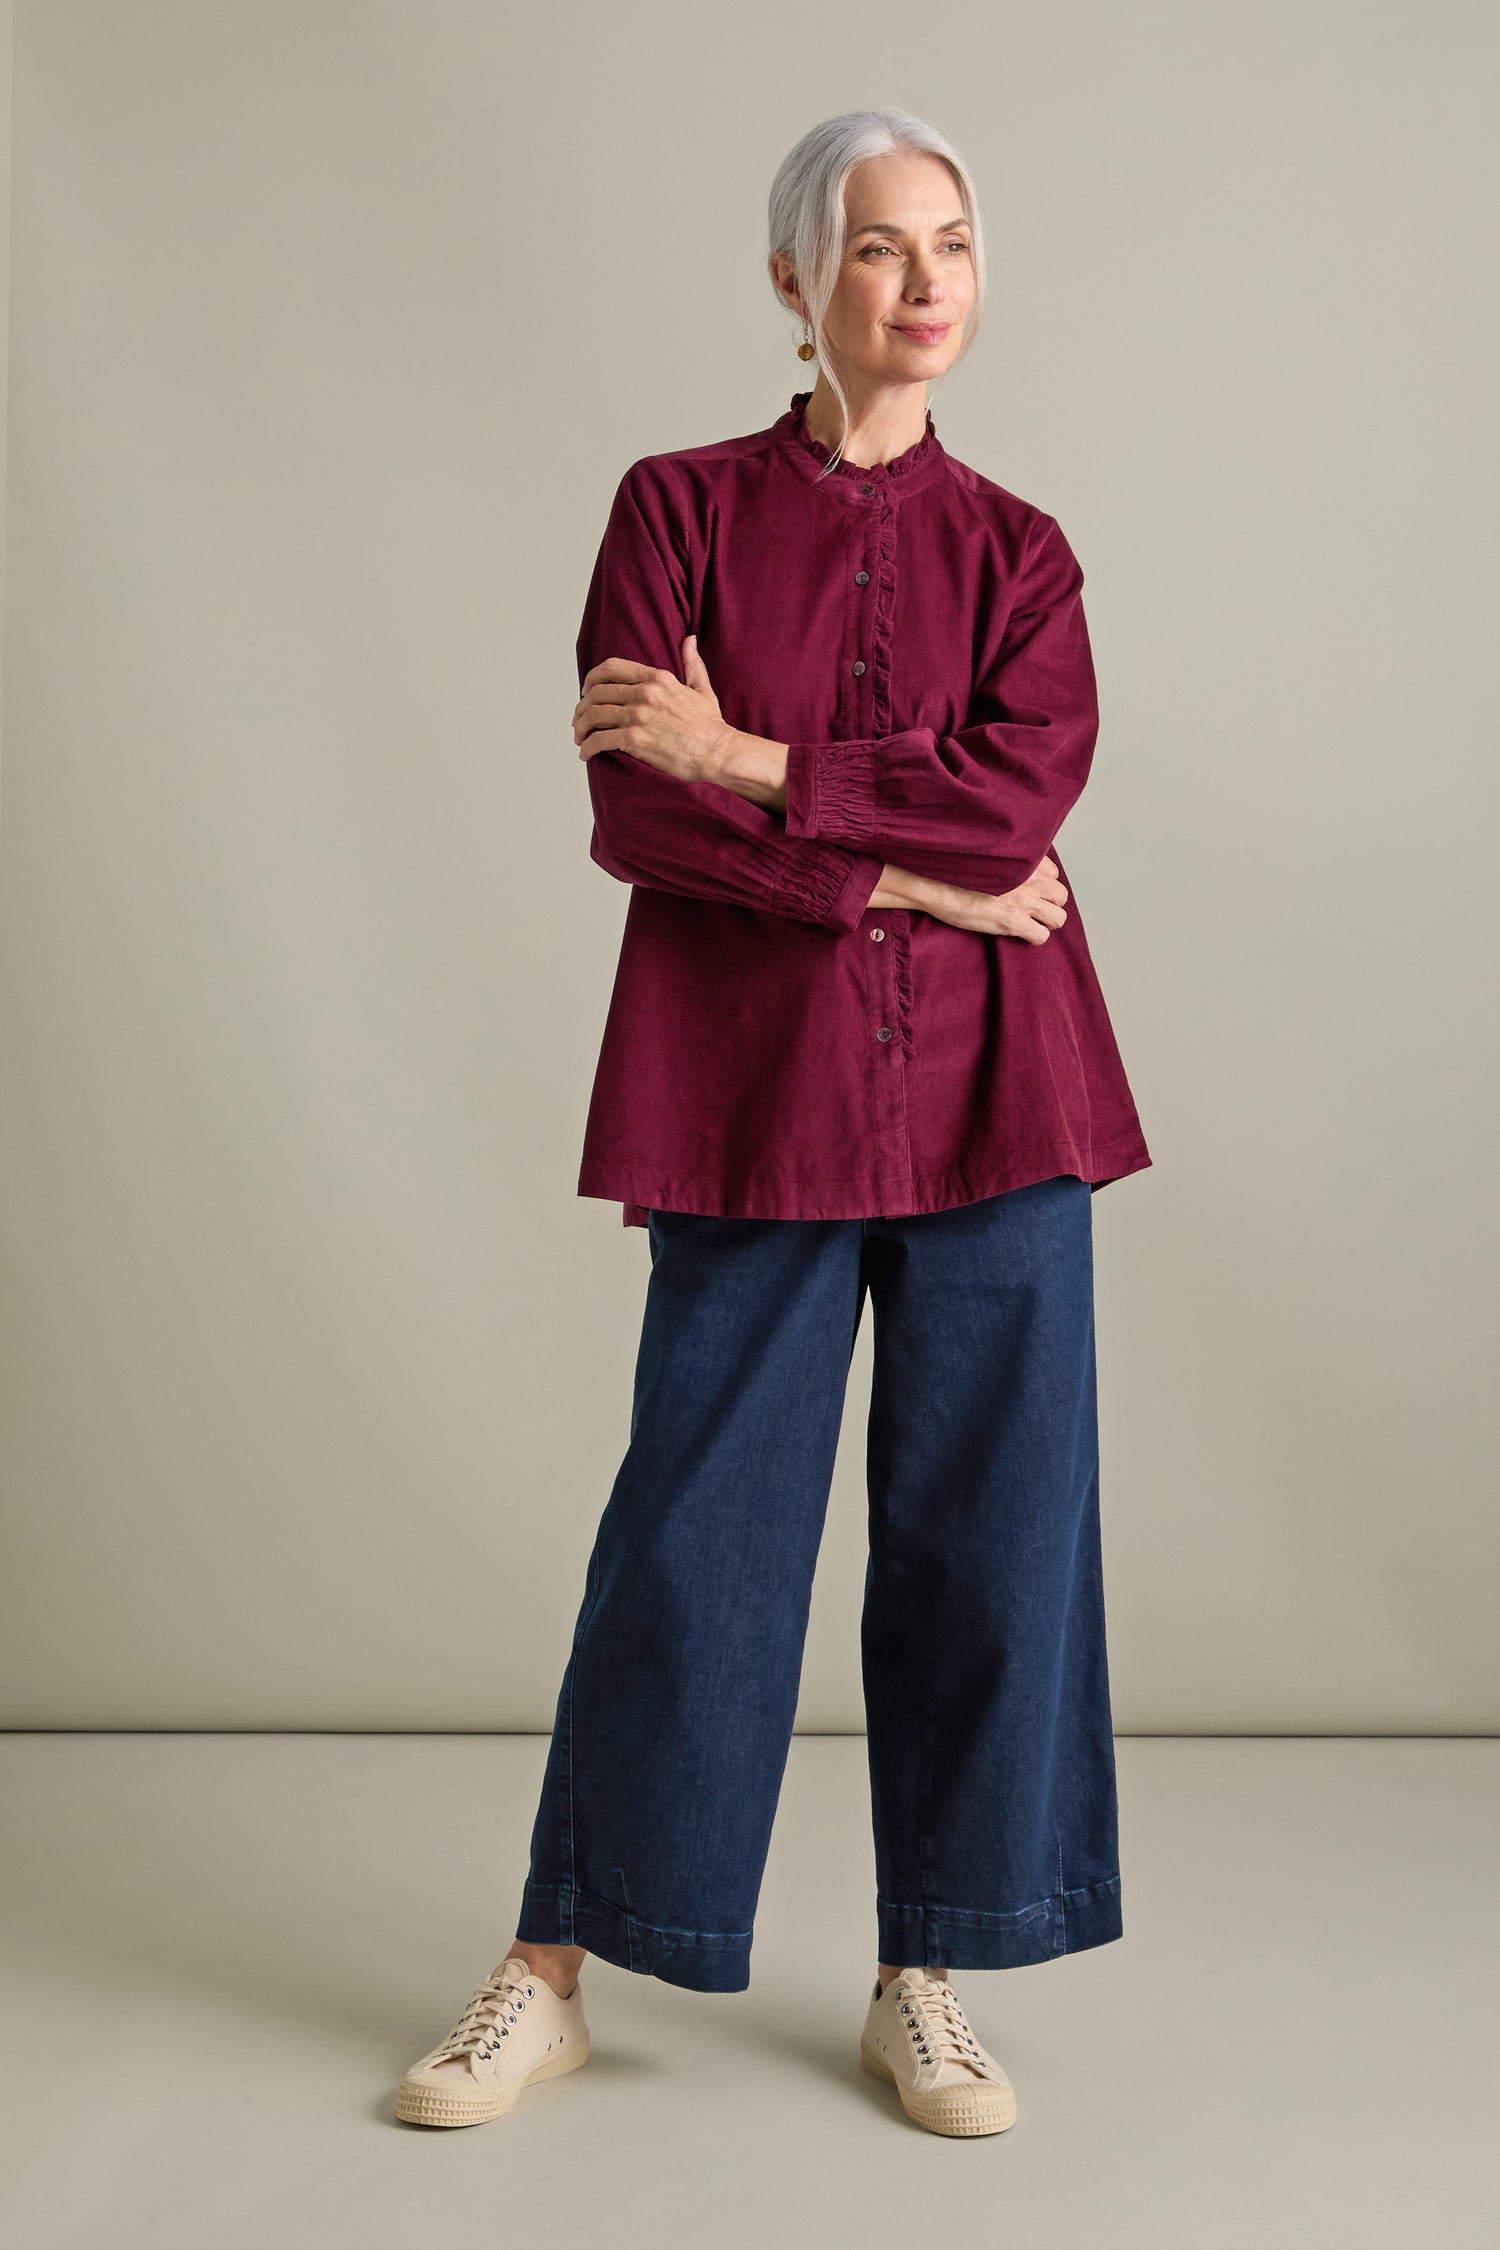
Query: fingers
573 707 628 748
995 892 1068 941
573 682 659 746
681 632 711 688
577 680 658 717
1011 915 1058 944
575 694 637 729
573 663 666 735
581 657 661 689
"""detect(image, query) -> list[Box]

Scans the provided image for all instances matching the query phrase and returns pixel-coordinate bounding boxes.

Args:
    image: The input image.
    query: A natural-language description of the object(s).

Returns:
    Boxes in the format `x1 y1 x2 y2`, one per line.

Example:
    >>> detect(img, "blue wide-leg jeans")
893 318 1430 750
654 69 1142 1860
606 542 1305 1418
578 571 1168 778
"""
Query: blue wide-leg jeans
516 1175 1122 1992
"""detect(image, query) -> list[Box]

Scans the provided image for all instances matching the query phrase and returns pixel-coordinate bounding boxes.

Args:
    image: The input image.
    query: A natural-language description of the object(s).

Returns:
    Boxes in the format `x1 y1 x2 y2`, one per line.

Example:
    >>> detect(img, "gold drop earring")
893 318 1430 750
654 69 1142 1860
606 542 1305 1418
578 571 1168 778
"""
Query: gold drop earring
796 321 816 362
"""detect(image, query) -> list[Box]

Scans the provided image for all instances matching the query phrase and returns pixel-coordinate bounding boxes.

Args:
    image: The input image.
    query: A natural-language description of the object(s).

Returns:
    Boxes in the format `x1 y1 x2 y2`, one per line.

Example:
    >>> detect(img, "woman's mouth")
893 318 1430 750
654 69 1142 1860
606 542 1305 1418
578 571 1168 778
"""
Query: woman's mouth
891 322 951 345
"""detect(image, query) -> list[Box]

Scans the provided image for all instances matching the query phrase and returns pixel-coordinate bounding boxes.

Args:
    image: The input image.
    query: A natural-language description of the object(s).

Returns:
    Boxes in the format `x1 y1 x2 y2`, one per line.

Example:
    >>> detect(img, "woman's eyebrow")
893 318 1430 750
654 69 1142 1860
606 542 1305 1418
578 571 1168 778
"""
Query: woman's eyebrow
849 216 970 240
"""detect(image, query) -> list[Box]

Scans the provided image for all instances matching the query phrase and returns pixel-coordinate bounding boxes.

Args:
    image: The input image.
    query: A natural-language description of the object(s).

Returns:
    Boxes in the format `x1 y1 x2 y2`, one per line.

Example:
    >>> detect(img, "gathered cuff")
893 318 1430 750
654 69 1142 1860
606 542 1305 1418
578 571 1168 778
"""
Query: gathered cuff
774 839 884 929
783 740 886 854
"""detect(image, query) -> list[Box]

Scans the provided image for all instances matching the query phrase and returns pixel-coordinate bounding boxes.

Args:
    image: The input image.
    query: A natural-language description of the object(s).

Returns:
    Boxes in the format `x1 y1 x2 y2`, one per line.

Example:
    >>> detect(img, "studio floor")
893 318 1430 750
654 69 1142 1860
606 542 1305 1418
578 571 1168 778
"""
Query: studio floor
0 1733 1492 2248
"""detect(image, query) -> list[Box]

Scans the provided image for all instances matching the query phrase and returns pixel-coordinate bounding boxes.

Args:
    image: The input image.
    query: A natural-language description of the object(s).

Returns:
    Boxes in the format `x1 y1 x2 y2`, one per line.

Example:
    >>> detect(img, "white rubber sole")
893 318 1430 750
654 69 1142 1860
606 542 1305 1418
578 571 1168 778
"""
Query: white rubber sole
395 2035 591 2127
860 2039 1018 2137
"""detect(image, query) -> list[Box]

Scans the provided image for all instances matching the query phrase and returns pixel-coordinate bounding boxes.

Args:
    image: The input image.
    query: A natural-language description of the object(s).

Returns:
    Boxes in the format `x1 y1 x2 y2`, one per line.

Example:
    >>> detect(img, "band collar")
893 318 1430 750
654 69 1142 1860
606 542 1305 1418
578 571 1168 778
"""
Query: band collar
772 389 948 498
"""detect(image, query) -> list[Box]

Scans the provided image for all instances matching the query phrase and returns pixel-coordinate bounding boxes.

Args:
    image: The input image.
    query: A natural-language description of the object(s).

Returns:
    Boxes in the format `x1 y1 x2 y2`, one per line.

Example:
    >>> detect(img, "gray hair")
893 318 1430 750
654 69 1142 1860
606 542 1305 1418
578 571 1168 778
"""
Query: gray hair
767 109 985 475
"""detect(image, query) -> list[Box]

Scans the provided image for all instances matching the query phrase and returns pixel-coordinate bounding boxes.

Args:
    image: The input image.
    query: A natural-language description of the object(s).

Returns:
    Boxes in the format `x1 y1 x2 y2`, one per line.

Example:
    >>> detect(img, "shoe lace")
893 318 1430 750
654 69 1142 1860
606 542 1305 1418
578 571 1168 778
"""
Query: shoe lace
435 1967 535 2062
900 1979 985 2069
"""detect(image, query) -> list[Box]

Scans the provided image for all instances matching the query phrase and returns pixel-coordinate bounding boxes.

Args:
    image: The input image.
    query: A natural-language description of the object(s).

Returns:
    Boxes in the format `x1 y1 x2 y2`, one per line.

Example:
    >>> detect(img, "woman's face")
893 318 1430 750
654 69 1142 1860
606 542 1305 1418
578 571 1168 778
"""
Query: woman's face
786 149 976 391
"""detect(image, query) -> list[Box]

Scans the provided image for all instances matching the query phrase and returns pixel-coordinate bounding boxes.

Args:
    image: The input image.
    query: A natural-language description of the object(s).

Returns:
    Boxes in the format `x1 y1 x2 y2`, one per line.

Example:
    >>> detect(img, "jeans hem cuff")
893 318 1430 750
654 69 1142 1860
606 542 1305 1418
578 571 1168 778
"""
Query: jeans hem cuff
876 1875 1122 1968
516 1878 753 1993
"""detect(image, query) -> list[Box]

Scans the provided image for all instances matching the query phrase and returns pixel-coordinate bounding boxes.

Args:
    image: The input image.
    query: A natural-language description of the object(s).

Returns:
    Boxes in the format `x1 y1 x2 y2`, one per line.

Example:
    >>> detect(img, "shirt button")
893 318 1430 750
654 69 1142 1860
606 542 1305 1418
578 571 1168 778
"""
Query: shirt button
851 659 866 675
854 570 870 585
870 927 885 942
859 482 874 495
876 1025 893 1042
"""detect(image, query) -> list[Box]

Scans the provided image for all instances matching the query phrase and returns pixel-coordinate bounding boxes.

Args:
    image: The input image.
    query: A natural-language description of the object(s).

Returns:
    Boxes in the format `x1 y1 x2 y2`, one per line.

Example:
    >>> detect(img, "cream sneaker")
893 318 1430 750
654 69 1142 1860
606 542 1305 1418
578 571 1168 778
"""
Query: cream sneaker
860 1966 1017 2137
395 1955 590 2127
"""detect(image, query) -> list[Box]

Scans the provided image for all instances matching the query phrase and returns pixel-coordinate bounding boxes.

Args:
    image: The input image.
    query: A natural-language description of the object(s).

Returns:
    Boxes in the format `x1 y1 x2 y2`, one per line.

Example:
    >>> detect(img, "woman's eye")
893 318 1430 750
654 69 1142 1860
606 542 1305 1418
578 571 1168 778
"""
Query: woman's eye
860 240 969 258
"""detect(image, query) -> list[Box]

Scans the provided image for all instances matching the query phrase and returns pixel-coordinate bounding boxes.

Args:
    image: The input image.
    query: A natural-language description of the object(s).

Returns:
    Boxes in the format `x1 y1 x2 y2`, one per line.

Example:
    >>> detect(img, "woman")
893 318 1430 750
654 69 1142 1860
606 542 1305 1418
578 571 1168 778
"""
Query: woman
396 107 1150 2141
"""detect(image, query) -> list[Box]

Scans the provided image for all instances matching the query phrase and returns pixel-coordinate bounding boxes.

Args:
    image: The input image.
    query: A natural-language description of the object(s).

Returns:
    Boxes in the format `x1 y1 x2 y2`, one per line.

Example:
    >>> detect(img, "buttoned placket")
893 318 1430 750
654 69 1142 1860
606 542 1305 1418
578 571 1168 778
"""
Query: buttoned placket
848 467 916 1217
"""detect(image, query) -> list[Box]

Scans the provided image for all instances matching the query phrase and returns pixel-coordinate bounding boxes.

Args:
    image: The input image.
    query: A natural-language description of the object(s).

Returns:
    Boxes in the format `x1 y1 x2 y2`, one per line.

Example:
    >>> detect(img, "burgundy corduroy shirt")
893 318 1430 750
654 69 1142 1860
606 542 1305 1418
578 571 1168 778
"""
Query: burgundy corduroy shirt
575 389 1151 1229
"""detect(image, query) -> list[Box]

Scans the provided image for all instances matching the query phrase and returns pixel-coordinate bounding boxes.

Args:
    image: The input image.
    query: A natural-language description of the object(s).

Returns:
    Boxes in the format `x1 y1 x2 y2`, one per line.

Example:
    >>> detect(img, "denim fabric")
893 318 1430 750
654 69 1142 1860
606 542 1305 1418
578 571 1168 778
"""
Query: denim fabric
517 1175 1122 1993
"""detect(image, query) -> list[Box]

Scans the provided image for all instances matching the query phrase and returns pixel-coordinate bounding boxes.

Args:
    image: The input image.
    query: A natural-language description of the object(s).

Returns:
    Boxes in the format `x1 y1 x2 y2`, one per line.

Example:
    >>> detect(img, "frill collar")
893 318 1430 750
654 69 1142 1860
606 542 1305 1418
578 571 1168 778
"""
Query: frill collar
771 389 947 496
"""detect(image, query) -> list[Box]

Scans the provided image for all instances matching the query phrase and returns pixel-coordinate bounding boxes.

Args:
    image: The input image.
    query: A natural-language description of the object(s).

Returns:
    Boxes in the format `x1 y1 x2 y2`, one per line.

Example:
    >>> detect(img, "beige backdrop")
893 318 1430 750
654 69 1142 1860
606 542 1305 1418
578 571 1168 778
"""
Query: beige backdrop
1 0 1494 1732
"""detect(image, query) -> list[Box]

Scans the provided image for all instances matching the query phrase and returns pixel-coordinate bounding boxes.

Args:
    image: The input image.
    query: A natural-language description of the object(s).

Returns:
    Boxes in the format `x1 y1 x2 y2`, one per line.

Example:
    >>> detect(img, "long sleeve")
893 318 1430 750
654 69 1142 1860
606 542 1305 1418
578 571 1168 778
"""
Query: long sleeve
579 458 886 932
781 513 1097 896
571 389 1153 1240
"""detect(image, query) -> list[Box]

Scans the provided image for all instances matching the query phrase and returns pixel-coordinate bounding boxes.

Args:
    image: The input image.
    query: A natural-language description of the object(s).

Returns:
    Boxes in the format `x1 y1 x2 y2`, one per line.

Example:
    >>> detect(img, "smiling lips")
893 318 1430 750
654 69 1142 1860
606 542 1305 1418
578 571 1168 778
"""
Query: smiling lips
892 323 951 344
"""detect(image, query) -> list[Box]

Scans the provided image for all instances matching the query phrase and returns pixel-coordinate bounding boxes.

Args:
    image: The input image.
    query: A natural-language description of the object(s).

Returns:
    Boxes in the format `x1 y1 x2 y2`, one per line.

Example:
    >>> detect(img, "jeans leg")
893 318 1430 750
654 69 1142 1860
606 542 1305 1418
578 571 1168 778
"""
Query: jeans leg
517 1208 866 1992
861 1176 1123 1970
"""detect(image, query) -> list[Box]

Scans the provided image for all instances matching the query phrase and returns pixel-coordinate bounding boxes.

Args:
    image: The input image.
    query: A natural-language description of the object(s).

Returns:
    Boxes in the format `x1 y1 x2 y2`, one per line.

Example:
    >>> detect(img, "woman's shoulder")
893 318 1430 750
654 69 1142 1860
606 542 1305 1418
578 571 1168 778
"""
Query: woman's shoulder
906 415 1088 571
599 417 792 560
932 442 1059 539
614 412 784 493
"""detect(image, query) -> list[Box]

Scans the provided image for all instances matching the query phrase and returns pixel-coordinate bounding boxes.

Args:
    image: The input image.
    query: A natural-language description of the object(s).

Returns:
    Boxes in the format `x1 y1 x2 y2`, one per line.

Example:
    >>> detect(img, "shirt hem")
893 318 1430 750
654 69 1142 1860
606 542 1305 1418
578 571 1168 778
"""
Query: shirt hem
579 1131 1152 1229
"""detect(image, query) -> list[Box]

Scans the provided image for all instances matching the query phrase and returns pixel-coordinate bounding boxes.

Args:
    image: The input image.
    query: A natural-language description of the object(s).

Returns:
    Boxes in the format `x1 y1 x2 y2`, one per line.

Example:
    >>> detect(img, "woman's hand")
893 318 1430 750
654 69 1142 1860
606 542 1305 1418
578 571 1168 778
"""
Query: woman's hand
575 635 742 784
573 646 1067 946
871 857 1069 943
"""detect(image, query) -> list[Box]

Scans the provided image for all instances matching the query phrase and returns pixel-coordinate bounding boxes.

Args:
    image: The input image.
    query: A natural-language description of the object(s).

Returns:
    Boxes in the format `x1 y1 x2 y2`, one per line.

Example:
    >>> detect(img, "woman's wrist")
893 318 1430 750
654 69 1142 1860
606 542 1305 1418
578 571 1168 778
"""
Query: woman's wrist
708 729 788 810
869 863 947 912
